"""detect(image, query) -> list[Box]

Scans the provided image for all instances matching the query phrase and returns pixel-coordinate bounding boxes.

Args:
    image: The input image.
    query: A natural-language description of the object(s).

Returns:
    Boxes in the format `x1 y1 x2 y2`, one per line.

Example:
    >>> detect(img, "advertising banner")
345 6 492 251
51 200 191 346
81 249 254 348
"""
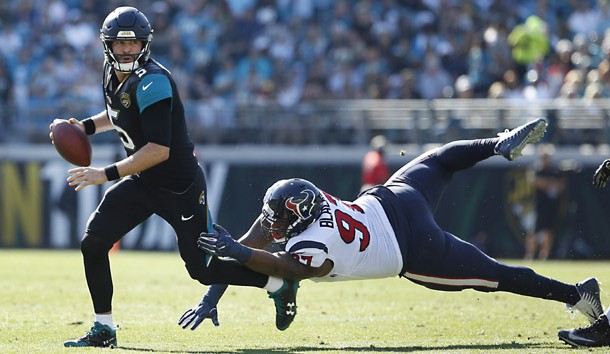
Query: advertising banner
1 145 609 259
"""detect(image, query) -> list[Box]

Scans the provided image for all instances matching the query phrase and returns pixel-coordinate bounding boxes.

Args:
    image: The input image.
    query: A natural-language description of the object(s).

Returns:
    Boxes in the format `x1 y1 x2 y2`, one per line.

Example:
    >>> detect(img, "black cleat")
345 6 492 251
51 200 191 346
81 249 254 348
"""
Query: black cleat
64 321 117 348
268 279 299 331
559 315 610 347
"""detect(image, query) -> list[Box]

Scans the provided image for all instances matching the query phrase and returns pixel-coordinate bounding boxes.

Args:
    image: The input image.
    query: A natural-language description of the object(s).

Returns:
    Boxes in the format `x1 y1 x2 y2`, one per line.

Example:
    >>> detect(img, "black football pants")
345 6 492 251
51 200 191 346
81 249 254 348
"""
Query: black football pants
81 167 268 313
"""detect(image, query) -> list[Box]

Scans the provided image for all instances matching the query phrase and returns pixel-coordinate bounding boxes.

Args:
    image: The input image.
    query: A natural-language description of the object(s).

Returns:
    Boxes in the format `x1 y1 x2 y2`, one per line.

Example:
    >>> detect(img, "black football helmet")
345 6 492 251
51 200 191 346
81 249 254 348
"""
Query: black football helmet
100 6 153 72
261 178 324 243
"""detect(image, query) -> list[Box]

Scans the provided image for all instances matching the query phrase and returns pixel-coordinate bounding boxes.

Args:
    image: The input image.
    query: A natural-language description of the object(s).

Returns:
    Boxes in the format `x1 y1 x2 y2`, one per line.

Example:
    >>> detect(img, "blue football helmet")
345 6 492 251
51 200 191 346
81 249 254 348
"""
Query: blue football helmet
261 178 324 243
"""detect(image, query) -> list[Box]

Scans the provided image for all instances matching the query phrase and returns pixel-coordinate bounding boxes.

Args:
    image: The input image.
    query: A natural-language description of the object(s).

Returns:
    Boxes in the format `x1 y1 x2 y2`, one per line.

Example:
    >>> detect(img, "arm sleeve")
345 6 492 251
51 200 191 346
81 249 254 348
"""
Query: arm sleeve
140 98 172 147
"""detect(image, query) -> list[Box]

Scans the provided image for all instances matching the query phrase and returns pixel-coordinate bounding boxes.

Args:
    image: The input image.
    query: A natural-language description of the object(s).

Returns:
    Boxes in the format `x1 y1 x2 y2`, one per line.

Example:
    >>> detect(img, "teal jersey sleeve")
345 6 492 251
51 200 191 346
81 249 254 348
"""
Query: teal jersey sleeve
136 73 172 113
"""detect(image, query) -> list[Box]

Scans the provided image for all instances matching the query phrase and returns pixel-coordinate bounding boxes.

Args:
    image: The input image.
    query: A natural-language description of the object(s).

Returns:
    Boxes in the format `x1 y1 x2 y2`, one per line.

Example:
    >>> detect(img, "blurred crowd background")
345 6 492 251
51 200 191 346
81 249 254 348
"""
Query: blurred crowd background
1 0 609 145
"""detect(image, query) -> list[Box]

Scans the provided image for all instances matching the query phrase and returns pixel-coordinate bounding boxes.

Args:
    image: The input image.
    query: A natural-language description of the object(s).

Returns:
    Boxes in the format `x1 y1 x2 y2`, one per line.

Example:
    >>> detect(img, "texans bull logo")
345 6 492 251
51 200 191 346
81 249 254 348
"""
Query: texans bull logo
285 189 316 220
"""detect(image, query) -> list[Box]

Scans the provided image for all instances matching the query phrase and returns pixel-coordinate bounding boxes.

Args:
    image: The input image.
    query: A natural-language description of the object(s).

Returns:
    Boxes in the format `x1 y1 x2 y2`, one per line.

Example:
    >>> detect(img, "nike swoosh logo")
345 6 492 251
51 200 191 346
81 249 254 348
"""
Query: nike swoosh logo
143 82 153 90
181 215 194 221
567 331 597 344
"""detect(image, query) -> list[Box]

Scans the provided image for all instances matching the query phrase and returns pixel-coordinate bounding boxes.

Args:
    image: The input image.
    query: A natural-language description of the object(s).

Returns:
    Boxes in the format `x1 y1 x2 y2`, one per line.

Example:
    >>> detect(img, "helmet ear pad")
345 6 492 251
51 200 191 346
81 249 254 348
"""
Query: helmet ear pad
261 178 324 242
100 6 153 72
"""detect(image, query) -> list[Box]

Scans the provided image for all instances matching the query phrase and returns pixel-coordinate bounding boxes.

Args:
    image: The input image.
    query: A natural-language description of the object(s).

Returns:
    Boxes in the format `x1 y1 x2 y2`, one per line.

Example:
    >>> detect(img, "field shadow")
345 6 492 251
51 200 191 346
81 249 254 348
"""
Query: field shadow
240 342 570 353
119 341 570 353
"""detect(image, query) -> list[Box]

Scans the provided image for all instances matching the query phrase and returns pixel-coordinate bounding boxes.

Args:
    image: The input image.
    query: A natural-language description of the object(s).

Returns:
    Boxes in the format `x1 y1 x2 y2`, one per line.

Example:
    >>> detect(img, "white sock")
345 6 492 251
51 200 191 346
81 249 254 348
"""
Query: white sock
95 314 115 330
263 276 284 292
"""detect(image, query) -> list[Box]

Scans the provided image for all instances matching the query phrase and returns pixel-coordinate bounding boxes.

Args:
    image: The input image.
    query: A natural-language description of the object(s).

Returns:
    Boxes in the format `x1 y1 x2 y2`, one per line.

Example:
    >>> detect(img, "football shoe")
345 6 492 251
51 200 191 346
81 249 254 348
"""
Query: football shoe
64 321 117 348
567 277 603 324
268 279 299 331
494 118 547 160
558 315 610 347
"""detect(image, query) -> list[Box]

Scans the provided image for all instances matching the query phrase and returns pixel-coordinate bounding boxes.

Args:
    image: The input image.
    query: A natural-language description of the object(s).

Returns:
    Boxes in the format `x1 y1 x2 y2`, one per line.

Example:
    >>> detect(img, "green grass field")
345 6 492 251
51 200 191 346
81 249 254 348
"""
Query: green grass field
1 249 610 353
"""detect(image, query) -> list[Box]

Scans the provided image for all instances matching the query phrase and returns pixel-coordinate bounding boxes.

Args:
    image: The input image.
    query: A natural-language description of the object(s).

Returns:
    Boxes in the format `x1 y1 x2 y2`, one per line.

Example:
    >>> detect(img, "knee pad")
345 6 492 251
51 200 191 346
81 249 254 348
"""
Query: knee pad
80 233 114 256
185 262 214 285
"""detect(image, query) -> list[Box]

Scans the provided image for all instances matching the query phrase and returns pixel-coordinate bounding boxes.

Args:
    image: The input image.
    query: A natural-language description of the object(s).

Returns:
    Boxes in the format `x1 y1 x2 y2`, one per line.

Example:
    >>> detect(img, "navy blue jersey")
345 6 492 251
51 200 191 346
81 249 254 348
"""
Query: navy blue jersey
103 59 197 191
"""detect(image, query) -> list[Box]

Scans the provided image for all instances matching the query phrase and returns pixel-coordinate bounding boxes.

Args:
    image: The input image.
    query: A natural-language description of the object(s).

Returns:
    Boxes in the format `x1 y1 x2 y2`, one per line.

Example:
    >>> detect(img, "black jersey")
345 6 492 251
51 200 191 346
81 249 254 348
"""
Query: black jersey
102 59 198 191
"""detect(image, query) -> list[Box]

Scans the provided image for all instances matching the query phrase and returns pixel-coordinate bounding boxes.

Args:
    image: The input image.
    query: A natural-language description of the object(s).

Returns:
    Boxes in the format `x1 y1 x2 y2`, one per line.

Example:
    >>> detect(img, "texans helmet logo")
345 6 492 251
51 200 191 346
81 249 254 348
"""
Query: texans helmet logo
285 189 316 219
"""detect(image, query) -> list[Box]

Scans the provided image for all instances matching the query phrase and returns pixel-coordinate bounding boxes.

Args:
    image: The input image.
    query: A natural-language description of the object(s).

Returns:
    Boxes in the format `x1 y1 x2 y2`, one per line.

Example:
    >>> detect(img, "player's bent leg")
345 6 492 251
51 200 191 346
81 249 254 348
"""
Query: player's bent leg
559 315 610 347
184 255 269 287
64 322 117 348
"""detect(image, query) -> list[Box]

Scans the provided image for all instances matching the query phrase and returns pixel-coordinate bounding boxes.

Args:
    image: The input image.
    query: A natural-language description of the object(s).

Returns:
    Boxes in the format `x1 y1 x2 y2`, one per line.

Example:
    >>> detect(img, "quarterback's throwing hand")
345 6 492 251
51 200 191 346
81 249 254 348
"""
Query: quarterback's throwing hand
197 224 253 263
593 159 610 188
178 299 219 330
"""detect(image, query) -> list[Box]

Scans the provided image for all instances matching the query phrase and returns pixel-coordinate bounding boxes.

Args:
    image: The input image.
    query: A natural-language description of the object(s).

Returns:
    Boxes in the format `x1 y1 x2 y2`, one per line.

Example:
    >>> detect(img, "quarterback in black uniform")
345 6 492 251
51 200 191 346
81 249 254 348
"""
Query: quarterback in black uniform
51 7 290 348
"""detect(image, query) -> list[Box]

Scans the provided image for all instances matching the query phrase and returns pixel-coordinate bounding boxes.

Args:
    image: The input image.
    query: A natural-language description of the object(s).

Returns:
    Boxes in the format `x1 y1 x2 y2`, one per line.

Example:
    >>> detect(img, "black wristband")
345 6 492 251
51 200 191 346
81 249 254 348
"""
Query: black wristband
82 118 96 135
104 164 120 181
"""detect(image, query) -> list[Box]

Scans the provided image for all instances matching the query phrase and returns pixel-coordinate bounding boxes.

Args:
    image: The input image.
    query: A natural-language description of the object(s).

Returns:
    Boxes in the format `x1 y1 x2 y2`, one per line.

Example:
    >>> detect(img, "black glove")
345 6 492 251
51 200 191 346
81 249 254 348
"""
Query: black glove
178 284 228 330
178 299 219 330
198 223 252 263
593 159 610 188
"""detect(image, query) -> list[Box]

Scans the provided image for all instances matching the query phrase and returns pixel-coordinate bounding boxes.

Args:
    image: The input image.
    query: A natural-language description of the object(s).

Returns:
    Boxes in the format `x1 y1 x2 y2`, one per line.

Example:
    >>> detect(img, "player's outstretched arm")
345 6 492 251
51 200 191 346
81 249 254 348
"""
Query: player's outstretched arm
245 249 332 280
198 223 332 280
179 284 227 330
593 159 610 188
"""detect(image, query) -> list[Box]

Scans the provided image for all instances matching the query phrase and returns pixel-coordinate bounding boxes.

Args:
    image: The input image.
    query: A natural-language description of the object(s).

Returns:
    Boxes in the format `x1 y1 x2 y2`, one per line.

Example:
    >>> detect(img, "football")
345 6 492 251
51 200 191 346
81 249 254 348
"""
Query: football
51 119 92 167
